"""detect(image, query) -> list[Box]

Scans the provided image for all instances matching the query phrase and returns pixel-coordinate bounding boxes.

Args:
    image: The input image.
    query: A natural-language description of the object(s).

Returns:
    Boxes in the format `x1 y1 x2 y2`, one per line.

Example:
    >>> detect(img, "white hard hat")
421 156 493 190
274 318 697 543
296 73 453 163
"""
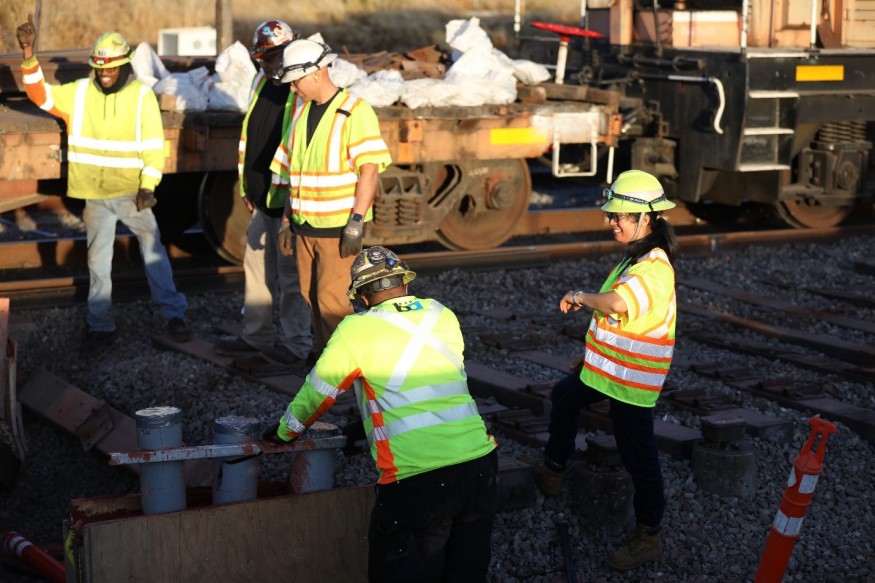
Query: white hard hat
278 38 337 83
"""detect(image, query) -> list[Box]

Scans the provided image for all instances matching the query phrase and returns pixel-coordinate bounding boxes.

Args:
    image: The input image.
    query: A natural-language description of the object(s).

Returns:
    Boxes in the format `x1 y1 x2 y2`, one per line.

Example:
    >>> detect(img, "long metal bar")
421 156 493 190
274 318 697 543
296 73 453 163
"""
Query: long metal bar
109 435 348 465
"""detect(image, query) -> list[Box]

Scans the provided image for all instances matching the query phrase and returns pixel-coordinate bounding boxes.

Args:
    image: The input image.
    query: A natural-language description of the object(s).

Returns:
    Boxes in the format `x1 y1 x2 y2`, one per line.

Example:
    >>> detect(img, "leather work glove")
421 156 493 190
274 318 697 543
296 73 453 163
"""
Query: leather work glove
135 189 158 212
278 222 294 257
261 422 288 445
16 13 36 49
340 214 364 258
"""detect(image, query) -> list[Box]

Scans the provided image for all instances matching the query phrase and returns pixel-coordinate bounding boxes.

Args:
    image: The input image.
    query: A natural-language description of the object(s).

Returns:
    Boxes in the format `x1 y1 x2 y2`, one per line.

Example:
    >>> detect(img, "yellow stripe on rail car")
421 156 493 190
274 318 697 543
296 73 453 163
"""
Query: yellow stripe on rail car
796 65 844 82
490 128 548 145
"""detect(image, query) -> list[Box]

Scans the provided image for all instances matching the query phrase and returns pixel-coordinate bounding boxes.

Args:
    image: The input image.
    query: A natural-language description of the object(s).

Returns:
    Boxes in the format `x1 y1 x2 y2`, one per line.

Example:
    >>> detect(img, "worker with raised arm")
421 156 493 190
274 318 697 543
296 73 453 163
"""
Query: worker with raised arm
270 38 392 357
16 15 191 350
213 20 313 367
264 246 498 582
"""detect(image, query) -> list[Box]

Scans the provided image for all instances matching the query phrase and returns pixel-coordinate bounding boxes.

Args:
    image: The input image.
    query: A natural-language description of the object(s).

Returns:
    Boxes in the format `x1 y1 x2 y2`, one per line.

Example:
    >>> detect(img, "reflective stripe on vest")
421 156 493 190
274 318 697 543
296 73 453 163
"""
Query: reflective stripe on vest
582 250 675 406
67 79 156 174
237 74 267 178
288 93 360 225
356 301 478 446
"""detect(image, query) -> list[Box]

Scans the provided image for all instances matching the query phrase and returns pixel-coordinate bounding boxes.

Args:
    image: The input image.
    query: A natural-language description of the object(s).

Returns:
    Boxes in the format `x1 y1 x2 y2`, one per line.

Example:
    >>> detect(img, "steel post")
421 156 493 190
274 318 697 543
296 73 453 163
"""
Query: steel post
287 423 342 494
212 416 260 505
135 406 187 515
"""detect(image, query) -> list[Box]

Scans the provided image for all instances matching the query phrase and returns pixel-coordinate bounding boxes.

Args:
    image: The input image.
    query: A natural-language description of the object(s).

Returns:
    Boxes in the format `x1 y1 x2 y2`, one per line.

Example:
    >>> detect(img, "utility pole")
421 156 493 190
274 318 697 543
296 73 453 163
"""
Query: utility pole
215 0 233 52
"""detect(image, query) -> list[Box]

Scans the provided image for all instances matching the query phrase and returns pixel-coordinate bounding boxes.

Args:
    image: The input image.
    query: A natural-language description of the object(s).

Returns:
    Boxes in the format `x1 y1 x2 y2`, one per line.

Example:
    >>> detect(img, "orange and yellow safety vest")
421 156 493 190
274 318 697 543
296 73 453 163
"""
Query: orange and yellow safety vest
270 88 391 228
582 248 676 407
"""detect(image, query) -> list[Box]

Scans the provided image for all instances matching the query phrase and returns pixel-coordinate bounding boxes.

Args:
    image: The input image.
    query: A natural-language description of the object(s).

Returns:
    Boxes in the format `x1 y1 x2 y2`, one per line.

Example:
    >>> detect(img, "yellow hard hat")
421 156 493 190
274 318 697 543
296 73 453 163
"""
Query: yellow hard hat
601 170 676 213
89 32 133 69
347 246 416 300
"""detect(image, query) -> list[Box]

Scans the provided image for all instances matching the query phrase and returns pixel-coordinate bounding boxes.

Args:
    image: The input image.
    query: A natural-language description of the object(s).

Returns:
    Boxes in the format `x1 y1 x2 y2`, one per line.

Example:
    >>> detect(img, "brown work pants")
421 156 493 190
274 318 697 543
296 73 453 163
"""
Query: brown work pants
295 234 356 354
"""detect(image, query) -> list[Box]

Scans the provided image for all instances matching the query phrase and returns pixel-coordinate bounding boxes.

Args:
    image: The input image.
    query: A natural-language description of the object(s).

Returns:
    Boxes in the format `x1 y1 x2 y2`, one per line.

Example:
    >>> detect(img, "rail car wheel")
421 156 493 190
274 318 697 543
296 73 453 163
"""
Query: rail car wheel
198 171 250 265
434 159 531 250
775 199 852 229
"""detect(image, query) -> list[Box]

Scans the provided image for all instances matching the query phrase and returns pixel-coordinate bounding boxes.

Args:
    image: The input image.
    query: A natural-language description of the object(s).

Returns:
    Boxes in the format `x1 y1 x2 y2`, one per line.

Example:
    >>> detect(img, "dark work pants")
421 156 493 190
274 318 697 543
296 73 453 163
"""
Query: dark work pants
545 373 665 528
368 449 498 583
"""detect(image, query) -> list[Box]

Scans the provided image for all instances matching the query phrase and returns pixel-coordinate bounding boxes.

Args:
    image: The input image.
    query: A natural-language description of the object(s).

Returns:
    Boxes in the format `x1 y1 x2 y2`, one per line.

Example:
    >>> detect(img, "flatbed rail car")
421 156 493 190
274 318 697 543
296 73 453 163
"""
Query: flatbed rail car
0 51 623 263
525 0 875 229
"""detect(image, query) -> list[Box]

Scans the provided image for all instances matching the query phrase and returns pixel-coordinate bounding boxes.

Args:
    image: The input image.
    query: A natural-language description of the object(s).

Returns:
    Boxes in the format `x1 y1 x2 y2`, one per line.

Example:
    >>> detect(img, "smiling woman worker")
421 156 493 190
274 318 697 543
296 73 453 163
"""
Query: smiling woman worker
534 169 678 572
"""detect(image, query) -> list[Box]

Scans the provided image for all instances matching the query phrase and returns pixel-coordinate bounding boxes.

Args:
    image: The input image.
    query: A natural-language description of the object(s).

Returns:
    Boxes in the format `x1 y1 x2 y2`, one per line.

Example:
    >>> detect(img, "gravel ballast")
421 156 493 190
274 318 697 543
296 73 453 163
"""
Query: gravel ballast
1 233 873 582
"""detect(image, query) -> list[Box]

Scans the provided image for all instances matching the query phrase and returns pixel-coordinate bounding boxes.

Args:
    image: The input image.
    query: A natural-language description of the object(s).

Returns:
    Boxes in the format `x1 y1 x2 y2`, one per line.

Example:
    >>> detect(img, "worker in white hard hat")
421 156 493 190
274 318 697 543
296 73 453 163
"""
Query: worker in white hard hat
269 38 393 357
535 170 679 571
214 20 314 367
265 246 498 582
17 14 191 350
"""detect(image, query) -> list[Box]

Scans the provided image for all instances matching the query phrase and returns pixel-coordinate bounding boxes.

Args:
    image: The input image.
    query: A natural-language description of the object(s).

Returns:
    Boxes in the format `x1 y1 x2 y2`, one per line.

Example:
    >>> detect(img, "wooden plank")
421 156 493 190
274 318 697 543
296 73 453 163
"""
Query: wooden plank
18 368 212 485
683 277 875 334
80 486 373 583
150 335 305 397
680 303 875 366
0 299 24 475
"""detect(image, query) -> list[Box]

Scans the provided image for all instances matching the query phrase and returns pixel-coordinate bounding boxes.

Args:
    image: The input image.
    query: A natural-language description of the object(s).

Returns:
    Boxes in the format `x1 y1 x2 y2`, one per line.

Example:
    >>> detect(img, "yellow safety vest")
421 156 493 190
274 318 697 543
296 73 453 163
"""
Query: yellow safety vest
21 56 164 198
237 71 297 208
271 89 392 229
582 248 676 407
279 295 497 484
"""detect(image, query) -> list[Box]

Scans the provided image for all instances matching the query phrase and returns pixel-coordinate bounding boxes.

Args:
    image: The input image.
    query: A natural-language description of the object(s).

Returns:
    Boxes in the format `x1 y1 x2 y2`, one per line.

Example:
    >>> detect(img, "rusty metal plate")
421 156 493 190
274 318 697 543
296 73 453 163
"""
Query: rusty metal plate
75 403 115 452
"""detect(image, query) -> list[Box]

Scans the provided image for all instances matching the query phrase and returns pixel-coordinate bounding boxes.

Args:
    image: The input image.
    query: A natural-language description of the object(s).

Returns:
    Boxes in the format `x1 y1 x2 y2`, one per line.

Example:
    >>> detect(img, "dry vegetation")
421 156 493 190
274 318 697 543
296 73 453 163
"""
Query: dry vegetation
1 0 578 56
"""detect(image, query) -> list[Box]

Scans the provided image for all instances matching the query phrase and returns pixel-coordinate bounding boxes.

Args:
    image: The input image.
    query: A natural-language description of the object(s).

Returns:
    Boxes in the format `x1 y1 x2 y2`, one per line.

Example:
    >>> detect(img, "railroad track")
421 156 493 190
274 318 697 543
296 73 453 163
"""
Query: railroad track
3 223 874 308
109 223 874 456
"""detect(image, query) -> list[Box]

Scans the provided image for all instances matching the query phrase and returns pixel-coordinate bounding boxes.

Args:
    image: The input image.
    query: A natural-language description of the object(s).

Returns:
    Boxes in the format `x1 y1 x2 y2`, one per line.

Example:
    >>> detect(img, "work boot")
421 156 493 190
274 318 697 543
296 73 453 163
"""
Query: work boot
606 523 663 571
215 336 259 357
534 458 565 498
166 318 192 343
260 343 307 367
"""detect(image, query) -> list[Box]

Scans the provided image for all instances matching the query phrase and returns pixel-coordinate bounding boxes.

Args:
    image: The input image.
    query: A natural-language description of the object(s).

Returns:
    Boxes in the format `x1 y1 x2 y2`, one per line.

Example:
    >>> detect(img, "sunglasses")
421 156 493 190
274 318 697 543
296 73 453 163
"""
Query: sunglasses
605 212 635 223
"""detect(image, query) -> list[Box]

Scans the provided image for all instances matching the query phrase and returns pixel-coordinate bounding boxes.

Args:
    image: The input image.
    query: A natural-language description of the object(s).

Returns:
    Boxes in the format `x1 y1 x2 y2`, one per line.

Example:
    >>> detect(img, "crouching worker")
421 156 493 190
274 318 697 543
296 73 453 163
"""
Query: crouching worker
264 246 498 582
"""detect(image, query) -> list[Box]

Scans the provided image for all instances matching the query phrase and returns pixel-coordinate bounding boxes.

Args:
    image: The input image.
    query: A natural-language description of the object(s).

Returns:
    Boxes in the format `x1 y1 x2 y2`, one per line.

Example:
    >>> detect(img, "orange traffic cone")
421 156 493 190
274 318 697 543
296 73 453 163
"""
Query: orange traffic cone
754 417 837 583
4 530 66 583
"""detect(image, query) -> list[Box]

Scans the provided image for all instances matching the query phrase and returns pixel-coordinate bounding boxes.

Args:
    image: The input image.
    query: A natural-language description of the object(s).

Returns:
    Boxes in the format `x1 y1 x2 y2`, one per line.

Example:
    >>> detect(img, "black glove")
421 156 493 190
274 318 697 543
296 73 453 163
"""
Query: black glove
261 422 287 444
278 222 294 257
340 214 364 258
135 189 158 212
341 419 367 456
17 14 36 49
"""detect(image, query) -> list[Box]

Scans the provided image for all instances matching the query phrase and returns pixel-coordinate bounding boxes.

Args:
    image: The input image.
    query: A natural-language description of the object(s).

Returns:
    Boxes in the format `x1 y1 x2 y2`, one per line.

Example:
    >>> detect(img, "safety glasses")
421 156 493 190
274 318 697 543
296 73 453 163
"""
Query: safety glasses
605 212 635 223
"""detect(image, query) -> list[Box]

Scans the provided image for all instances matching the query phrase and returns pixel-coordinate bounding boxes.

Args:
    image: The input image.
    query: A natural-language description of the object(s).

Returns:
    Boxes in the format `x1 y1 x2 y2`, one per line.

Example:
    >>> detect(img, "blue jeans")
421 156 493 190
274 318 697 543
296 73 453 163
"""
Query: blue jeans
545 373 665 527
83 196 187 332
368 450 498 583
241 209 312 358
